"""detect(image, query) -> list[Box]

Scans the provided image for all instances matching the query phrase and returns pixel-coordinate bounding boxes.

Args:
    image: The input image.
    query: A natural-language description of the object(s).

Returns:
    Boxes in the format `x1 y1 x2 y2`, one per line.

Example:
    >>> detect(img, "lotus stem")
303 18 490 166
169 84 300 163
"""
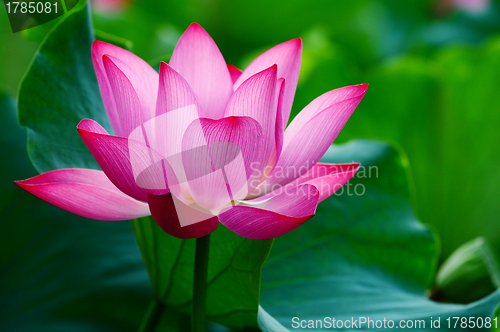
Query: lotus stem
192 234 211 332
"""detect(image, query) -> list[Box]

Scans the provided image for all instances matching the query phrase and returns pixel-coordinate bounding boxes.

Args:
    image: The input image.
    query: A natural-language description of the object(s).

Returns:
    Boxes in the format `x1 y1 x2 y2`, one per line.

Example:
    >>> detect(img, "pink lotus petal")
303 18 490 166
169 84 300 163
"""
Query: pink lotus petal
265 78 286 175
123 63 205 202
227 64 242 85
78 119 169 202
219 184 319 240
102 55 150 137
181 116 265 210
234 38 302 127
132 108 199 205
224 65 277 170
156 62 200 117
261 85 367 192
15 169 150 220
274 78 285 160
286 84 369 138
105 54 157 122
147 62 201 159
148 193 218 239
169 23 233 119
91 41 159 137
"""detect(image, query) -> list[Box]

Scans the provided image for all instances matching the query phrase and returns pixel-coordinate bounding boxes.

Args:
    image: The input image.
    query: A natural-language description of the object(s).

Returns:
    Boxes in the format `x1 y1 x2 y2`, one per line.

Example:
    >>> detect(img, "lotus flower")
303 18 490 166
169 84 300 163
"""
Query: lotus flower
15 23 367 240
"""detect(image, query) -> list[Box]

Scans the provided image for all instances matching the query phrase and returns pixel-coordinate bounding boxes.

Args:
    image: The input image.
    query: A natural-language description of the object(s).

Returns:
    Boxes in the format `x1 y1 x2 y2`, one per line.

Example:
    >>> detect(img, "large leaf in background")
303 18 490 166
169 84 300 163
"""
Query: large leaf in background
0 92 158 332
292 30 500 262
0 93 236 332
18 0 112 173
258 140 500 331
0 93 34 184
132 218 273 330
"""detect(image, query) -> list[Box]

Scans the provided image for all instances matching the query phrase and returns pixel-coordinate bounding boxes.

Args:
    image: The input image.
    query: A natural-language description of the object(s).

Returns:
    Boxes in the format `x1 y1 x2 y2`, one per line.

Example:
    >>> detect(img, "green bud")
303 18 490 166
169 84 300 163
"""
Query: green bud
435 237 500 304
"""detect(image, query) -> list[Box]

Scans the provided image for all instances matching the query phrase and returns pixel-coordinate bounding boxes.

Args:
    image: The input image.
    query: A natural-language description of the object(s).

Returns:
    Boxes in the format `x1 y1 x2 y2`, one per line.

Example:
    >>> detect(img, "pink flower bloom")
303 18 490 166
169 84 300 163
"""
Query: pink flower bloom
442 0 490 12
91 0 131 12
16 23 367 240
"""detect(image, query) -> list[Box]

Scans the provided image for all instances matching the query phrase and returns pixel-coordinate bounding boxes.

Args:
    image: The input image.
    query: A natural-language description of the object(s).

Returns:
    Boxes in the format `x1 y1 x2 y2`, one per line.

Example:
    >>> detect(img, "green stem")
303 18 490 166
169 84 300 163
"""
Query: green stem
60 0 68 13
138 299 165 332
192 234 211 332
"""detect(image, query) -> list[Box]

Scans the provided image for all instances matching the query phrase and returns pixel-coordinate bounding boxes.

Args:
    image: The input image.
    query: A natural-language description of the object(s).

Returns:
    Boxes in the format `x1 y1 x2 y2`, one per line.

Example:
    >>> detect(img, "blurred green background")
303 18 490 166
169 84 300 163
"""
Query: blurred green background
2 0 500 328
3 0 499 261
